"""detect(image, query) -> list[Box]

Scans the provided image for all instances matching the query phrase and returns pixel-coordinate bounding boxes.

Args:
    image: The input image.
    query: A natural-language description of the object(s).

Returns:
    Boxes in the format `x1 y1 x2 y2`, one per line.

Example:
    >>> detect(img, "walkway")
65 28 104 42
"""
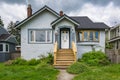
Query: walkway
57 69 75 80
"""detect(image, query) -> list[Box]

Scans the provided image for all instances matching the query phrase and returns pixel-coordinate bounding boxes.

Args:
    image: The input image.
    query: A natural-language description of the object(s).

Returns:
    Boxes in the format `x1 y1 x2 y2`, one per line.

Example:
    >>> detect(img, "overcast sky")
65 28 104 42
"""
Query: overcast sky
1 0 120 28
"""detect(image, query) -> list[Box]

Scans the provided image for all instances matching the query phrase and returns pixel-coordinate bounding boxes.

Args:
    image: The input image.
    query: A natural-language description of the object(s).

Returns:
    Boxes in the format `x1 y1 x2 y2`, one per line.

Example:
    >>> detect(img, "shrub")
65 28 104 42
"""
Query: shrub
39 53 53 64
79 51 110 66
27 59 40 65
12 58 27 65
67 62 90 74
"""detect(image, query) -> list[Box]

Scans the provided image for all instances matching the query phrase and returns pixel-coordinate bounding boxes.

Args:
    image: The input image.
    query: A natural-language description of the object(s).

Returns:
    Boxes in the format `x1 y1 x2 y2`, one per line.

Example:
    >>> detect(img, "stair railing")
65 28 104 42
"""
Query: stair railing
72 41 77 62
54 41 58 65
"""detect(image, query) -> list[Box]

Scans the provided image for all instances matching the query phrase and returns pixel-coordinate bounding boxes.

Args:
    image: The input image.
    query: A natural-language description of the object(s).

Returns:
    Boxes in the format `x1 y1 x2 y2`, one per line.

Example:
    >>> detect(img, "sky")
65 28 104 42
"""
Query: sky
1 0 120 28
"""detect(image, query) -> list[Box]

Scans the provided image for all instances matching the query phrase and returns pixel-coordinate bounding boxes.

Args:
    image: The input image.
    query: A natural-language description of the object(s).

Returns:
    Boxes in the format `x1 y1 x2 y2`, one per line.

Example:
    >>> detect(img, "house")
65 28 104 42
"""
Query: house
0 26 17 62
106 25 120 50
15 5 109 66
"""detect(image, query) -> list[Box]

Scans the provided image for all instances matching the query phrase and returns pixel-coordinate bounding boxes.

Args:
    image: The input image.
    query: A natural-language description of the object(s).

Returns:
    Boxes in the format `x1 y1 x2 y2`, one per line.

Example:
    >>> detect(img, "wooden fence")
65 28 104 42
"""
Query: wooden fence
106 49 120 63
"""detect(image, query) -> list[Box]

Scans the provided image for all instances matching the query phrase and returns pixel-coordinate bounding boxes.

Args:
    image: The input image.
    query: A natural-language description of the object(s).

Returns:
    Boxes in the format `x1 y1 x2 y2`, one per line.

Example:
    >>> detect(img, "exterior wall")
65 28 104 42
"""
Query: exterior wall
21 10 58 60
77 31 105 58
0 42 16 62
54 19 76 48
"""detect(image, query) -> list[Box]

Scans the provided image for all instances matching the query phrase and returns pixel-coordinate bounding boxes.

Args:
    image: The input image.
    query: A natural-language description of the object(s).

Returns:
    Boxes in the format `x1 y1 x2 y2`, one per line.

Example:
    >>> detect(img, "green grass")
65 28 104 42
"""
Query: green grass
0 63 59 80
73 64 120 80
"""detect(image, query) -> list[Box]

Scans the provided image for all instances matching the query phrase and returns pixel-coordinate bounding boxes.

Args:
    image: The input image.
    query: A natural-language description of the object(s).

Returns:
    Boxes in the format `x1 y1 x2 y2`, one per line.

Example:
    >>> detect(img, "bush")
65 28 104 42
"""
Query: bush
39 53 53 64
79 51 110 66
12 58 27 65
67 62 90 74
27 59 40 65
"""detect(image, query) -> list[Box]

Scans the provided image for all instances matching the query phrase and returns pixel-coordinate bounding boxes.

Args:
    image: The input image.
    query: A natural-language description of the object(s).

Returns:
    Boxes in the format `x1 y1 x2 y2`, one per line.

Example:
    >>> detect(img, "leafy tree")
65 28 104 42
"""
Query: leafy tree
0 16 4 27
7 21 21 44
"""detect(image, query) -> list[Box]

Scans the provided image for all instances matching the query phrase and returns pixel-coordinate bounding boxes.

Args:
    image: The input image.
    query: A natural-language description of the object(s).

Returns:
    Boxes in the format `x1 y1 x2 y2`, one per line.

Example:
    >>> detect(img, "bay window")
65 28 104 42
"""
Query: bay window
0 43 9 52
29 29 52 43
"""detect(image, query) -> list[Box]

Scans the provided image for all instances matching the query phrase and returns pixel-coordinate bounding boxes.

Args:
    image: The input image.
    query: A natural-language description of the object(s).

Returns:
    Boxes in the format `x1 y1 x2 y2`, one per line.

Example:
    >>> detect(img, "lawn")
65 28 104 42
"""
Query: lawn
73 64 120 80
0 63 59 80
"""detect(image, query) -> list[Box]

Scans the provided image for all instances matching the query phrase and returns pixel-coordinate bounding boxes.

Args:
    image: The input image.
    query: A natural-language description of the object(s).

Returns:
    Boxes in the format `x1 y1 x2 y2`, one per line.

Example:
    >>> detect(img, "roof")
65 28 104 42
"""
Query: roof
71 16 109 29
15 5 60 29
51 14 79 27
15 5 109 30
0 34 10 41
0 27 9 35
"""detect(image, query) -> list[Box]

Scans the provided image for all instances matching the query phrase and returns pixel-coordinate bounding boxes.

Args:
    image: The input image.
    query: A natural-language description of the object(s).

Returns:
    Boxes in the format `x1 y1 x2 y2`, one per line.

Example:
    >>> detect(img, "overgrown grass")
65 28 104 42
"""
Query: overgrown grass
0 53 59 80
0 63 59 80
73 64 120 80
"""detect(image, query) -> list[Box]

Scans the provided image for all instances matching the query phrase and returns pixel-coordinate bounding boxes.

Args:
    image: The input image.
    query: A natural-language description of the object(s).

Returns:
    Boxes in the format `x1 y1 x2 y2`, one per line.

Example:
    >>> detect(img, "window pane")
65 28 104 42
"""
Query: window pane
0 44 3 51
6 44 9 52
35 30 45 42
95 32 99 41
47 30 52 42
79 32 82 41
84 32 88 41
30 31 34 41
90 32 93 41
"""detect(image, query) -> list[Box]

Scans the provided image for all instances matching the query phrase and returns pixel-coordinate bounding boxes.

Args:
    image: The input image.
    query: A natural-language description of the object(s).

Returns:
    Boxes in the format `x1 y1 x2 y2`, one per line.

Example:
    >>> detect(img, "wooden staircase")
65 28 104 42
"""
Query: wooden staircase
53 42 77 69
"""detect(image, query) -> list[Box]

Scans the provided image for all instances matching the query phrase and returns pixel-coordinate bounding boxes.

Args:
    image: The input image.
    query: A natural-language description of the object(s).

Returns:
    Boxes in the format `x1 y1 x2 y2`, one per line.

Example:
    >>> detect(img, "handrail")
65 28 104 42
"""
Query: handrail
72 41 77 62
54 41 58 65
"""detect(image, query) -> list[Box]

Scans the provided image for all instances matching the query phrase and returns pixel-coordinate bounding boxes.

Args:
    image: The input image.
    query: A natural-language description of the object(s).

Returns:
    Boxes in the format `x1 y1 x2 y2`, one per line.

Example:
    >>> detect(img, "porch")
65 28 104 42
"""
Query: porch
53 41 77 68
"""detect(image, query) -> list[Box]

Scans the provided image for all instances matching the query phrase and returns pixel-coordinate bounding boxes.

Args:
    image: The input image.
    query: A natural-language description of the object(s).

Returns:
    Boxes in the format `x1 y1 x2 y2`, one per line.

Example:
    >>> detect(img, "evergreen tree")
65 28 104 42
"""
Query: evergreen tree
0 16 4 27
7 21 21 45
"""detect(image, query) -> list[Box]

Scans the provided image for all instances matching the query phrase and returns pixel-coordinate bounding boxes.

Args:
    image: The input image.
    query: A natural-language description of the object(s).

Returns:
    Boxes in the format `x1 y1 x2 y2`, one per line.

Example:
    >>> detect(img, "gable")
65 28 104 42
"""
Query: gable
51 15 79 27
15 6 60 29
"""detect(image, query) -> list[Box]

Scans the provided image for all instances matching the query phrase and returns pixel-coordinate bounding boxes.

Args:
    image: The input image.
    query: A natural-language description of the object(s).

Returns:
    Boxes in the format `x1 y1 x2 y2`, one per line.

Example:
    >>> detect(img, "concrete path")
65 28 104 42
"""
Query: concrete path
57 69 75 80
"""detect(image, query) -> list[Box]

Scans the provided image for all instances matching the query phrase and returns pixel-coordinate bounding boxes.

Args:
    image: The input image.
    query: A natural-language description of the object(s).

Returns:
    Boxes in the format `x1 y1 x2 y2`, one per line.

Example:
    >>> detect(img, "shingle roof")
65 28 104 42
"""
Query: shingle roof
0 34 11 41
71 16 109 29
0 27 9 35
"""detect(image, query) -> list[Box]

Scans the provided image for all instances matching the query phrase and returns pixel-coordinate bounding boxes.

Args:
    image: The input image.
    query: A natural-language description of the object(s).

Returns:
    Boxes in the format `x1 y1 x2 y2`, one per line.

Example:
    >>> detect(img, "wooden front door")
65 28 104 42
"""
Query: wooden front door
61 30 69 49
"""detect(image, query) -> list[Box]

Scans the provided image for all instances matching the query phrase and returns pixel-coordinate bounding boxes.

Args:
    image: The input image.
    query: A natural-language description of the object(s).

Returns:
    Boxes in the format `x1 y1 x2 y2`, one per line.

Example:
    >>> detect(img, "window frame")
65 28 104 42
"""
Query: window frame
29 29 53 44
77 30 100 42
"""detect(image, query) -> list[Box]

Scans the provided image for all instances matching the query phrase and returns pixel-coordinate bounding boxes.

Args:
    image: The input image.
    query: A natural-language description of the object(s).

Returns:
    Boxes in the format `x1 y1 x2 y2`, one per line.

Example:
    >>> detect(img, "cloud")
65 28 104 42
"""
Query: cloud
68 2 120 26
0 3 26 28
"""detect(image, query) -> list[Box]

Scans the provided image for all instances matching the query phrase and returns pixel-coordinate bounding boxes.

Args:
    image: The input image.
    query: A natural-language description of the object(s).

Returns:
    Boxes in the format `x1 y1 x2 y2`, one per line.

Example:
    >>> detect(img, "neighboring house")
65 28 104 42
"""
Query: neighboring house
0 26 17 62
15 5 109 66
106 24 120 50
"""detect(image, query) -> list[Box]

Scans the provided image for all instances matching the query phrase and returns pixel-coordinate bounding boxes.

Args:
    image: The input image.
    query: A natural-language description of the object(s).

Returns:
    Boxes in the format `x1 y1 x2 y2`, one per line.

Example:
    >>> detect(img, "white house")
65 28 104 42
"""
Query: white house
16 5 109 66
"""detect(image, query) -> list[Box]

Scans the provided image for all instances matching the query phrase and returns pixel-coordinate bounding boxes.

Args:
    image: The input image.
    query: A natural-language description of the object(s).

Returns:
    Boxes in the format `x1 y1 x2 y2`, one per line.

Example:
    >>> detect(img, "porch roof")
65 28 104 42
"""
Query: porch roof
51 14 80 27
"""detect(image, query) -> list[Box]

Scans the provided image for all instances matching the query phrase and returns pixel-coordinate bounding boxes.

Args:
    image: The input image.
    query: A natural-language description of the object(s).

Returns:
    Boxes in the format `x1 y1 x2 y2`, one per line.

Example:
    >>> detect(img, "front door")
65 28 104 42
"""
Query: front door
61 30 69 49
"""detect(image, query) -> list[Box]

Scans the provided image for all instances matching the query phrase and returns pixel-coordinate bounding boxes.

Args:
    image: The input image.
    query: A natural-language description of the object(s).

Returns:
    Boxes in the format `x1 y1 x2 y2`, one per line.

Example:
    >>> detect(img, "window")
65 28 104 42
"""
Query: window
0 44 3 51
0 43 9 52
6 44 9 52
90 32 93 41
29 30 52 43
84 32 88 41
78 30 99 42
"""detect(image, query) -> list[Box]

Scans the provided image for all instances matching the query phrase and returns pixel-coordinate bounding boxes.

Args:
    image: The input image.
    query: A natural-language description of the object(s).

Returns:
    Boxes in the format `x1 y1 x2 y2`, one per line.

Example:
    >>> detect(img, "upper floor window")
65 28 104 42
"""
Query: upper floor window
78 30 99 42
29 29 52 43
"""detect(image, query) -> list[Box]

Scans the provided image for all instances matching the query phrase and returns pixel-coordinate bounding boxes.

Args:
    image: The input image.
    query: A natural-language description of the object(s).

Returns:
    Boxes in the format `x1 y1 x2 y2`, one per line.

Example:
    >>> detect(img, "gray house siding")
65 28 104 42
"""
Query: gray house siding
0 53 11 62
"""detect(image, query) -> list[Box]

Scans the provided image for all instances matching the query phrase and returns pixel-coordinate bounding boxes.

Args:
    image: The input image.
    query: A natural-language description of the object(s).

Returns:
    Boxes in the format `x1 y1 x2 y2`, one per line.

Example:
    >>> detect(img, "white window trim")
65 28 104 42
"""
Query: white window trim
0 43 9 53
29 29 52 43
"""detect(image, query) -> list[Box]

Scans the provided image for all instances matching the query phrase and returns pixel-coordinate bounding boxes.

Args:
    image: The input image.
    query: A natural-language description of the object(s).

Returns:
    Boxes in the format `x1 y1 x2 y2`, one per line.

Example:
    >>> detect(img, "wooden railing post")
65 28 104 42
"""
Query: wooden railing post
54 41 58 65
72 41 77 62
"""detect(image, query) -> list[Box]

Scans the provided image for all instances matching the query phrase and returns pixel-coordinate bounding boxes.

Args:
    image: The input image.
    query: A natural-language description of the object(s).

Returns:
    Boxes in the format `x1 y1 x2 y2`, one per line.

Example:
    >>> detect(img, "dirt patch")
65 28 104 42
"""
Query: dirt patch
57 69 76 80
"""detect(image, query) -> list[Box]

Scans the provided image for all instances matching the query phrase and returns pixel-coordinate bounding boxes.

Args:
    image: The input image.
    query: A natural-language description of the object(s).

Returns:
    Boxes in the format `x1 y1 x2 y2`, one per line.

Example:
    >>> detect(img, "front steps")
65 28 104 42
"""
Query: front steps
54 49 75 69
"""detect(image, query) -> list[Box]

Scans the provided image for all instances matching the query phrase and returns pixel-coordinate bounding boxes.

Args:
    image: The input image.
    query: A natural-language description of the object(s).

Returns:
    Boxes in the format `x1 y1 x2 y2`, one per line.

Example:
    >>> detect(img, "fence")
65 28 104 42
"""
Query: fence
11 51 21 60
106 49 120 63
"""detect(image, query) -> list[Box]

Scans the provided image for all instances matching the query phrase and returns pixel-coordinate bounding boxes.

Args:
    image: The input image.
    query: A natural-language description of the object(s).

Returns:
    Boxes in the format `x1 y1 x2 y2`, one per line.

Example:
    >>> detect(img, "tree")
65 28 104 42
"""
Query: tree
7 21 21 45
0 16 4 27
